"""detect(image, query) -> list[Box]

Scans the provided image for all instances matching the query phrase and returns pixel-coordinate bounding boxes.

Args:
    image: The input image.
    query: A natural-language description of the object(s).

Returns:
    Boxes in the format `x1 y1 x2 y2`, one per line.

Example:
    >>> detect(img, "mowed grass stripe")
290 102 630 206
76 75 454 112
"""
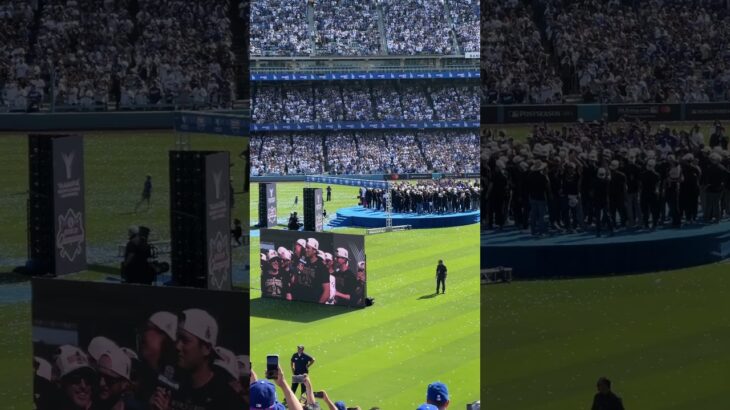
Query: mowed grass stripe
483 263 730 409
0 302 32 408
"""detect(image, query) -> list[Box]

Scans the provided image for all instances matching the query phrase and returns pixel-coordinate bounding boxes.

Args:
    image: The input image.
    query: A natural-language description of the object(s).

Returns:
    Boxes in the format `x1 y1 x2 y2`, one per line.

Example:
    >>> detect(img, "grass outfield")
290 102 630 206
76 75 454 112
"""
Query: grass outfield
250 182 480 408
482 263 730 410
0 131 248 281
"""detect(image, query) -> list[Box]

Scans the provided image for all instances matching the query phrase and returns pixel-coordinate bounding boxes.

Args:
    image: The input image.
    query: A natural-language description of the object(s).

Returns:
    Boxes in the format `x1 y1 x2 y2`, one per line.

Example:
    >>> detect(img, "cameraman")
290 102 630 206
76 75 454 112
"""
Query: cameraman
288 212 302 230
122 226 154 285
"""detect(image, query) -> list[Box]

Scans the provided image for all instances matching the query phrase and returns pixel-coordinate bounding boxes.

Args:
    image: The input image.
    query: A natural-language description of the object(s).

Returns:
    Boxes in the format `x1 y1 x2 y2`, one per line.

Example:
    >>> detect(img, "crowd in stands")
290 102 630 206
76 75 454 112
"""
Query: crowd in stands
1 0 238 112
480 0 563 104
482 0 730 104
251 0 479 56
252 82 479 123
251 131 479 176
483 121 730 236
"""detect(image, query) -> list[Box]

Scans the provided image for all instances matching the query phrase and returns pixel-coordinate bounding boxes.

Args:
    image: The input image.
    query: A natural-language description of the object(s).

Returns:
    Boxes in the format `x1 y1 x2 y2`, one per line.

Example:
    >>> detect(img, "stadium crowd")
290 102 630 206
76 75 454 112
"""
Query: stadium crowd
483 121 730 236
250 0 478 56
250 131 480 176
1 0 238 112
482 0 730 104
252 83 479 123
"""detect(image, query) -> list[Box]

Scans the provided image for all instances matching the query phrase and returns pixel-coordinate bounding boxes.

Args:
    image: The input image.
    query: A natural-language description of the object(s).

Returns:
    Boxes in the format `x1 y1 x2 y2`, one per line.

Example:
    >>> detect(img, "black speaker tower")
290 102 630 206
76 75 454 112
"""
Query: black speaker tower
303 187 323 232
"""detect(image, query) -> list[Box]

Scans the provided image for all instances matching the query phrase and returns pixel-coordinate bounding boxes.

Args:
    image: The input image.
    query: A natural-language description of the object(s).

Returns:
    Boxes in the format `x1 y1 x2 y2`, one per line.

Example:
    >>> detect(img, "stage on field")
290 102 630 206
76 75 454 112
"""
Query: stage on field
482 222 730 277
330 206 480 229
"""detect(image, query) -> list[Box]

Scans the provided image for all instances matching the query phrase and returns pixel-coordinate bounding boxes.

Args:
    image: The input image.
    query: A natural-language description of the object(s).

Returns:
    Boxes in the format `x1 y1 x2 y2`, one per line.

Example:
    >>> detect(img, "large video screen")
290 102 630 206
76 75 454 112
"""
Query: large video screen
32 279 248 410
260 229 367 307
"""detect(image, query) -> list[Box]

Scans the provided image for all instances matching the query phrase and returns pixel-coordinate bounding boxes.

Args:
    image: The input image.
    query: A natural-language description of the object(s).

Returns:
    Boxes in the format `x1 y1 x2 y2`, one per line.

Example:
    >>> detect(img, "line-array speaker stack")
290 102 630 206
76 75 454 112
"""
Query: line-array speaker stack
28 134 86 275
170 151 232 290
258 182 277 227
303 188 323 232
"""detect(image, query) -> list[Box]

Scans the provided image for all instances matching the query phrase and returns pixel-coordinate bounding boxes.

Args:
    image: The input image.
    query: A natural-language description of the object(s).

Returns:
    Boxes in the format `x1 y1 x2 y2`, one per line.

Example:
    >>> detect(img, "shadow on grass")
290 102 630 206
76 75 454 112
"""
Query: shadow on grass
250 297 357 323
0 271 31 285
417 292 439 300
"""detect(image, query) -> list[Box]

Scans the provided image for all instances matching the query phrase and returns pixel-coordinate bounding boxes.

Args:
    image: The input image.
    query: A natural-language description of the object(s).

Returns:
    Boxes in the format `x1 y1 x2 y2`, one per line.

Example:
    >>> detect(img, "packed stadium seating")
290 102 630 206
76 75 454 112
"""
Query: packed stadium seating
250 0 479 56
250 131 479 176
1 0 240 112
252 82 479 123
482 0 730 104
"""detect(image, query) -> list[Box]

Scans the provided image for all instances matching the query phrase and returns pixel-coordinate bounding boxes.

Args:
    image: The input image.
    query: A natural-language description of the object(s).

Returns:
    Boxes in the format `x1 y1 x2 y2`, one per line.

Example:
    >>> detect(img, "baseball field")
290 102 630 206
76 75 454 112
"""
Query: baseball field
0 131 248 408
250 182 481 408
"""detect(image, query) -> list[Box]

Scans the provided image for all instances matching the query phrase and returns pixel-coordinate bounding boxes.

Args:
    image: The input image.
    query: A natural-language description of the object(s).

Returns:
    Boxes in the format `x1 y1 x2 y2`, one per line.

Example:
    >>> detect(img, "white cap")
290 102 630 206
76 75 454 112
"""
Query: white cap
34 357 52 381
98 346 132 381
55 345 94 379
236 355 250 378
267 249 280 261
279 248 291 261
88 336 119 362
149 311 178 341
180 309 218 346
296 239 306 248
213 347 239 380
357 261 365 270
336 248 348 259
306 238 319 250
120 347 138 361
324 252 333 262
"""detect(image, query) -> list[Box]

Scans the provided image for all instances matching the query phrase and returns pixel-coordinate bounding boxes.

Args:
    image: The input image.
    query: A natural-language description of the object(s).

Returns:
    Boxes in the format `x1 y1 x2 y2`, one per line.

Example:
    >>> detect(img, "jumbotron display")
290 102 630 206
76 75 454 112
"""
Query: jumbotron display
260 229 366 307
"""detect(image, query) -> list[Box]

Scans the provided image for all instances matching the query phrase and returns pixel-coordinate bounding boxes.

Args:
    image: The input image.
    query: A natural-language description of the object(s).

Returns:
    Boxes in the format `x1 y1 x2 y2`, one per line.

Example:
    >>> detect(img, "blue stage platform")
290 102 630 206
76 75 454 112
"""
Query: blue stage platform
331 206 480 229
482 222 730 277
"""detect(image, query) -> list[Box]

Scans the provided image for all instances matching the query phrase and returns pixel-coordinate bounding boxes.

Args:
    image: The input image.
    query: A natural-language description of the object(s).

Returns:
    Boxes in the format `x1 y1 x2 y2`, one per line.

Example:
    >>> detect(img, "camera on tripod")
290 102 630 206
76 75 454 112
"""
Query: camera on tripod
122 225 169 283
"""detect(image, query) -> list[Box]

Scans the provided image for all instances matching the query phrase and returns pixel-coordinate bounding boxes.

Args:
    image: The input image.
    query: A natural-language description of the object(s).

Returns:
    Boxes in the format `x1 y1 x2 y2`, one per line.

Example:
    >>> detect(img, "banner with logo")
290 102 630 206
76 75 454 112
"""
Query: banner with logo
685 103 730 121
251 120 480 132
205 152 232 290
173 112 248 137
607 104 681 121
31 279 248 410
305 175 389 190
251 71 480 81
259 229 367 307
503 105 578 123
52 135 86 274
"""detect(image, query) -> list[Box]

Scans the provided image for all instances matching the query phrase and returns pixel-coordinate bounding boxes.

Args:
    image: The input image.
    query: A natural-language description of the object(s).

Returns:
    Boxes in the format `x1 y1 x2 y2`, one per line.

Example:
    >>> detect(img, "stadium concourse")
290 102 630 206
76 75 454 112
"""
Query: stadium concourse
481 0 730 104
0 0 246 112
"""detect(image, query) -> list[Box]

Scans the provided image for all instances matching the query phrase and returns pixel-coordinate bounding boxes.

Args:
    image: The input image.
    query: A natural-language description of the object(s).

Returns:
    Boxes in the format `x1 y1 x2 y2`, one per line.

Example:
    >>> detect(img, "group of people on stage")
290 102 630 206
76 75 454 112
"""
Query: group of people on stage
483 121 730 236
34 309 246 410
359 180 481 214
260 237 366 307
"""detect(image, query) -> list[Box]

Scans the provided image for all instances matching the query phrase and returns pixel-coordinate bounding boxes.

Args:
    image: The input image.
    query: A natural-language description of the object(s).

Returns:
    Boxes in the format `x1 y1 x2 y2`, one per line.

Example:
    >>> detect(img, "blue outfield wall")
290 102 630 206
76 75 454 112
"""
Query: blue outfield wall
481 102 730 124
251 71 480 82
0 111 249 134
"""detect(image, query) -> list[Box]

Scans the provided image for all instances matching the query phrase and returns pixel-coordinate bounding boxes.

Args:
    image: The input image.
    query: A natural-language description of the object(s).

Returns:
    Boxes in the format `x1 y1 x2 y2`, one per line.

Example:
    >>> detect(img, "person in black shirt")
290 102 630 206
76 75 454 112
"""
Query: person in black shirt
122 226 154 285
704 153 725 223
291 238 330 303
590 377 624 410
561 162 583 232
624 153 642 228
290 346 314 396
326 185 332 201
436 260 447 294
593 168 613 237
608 160 627 228
231 219 243 247
333 248 356 306
135 175 152 212
527 161 550 236
640 159 662 229
680 154 701 223
261 250 288 299
487 161 508 230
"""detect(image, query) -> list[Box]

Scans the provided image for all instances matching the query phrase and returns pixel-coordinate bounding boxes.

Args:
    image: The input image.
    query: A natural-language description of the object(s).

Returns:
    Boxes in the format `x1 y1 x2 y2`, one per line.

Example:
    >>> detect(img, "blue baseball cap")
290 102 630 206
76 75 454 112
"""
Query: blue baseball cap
427 382 449 404
417 404 439 410
250 380 278 409
334 401 346 410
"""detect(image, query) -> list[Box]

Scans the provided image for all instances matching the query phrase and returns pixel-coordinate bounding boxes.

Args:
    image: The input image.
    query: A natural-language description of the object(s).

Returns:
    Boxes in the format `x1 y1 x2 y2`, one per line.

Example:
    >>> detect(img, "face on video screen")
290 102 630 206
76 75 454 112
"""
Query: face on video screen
260 229 366 307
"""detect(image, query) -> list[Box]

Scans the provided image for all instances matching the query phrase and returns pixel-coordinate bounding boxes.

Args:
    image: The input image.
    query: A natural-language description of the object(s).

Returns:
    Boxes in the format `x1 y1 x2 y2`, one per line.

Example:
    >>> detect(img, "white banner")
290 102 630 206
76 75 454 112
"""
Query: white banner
464 51 479 59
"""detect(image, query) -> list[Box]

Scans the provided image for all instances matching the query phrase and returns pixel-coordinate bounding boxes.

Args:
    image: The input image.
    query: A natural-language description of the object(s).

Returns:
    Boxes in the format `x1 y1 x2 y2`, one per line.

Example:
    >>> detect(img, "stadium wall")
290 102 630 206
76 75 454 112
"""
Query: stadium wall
481 102 730 124
251 172 479 183
0 111 250 132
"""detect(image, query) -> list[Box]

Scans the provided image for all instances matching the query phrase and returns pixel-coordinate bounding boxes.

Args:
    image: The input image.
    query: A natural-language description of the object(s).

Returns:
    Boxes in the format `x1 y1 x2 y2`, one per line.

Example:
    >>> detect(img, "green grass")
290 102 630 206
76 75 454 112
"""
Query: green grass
0 131 248 278
250 183 481 408
482 263 730 409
